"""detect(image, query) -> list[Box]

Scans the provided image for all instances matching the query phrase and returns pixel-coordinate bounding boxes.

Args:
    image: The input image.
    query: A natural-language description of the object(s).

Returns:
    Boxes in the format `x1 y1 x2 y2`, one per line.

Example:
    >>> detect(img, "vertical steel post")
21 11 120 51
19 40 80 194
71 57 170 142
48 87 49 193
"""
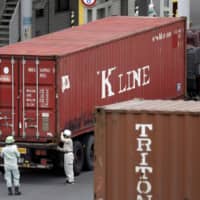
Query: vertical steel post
160 0 164 17
36 57 40 139
22 57 26 138
21 0 32 41
11 57 15 136
178 0 190 29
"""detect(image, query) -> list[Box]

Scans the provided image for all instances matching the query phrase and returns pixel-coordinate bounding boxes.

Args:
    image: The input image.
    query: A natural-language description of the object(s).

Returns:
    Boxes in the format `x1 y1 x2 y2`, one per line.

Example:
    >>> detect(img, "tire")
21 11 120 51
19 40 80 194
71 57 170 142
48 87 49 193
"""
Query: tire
0 167 4 175
73 140 84 176
51 151 65 176
84 135 94 170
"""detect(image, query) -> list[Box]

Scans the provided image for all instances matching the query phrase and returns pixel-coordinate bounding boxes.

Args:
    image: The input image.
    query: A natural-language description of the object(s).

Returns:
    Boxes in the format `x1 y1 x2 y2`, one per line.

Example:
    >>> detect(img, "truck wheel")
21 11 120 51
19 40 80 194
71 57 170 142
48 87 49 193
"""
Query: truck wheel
73 140 84 176
84 135 94 170
0 167 4 175
51 151 65 176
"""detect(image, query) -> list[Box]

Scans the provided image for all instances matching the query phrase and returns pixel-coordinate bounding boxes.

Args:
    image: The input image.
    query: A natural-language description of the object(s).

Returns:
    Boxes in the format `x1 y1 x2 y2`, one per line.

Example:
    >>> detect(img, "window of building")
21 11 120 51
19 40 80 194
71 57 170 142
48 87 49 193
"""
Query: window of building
97 8 106 19
36 9 44 18
87 9 92 23
55 0 70 12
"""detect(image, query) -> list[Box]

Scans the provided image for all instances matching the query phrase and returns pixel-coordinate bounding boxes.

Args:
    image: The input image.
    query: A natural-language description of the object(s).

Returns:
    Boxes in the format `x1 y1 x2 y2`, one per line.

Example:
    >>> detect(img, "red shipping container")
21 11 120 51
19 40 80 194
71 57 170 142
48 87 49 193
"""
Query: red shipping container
0 16 186 143
0 16 187 172
95 99 200 200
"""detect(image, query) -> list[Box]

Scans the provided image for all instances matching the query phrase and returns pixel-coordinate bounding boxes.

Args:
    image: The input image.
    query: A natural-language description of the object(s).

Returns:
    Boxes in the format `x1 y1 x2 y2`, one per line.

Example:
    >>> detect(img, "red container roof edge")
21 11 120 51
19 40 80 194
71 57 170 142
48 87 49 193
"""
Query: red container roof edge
0 16 185 57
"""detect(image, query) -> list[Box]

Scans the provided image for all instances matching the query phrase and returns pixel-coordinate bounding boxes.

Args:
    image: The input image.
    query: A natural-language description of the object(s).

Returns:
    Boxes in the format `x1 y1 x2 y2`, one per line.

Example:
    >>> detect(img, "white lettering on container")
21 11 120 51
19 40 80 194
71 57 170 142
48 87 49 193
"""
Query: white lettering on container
152 31 172 42
61 75 70 93
0 75 11 82
97 65 150 99
97 67 116 99
135 123 153 200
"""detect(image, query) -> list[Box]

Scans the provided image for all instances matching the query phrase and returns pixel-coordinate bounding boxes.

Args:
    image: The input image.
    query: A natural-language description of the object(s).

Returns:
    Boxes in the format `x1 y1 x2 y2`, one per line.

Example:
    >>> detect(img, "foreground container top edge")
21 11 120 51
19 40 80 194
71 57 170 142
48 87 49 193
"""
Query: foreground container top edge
97 99 200 113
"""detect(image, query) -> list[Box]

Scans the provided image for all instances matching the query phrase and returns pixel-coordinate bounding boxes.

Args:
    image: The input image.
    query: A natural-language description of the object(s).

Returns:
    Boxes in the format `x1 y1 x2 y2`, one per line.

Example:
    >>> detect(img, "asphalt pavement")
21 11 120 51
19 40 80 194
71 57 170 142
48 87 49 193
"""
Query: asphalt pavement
0 169 93 200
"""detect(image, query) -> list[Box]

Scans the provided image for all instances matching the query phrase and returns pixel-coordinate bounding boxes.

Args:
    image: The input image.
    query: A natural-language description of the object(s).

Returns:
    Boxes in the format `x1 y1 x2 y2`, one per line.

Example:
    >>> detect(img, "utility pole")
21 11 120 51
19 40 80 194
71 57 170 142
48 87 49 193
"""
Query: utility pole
21 0 32 41
160 0 173 17
177 0 190 29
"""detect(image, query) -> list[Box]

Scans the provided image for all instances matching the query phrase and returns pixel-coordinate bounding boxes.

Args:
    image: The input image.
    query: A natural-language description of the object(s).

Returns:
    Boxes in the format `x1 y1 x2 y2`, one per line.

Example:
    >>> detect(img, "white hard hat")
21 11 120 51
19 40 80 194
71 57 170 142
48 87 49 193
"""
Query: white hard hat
63 129 71 137
5 135 15 144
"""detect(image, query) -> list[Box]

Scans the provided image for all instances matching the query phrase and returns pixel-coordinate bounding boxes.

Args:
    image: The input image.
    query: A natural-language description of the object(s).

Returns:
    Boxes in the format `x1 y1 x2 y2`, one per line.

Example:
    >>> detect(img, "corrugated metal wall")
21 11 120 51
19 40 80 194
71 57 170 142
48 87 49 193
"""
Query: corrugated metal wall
0 17 186 140
95 100 200 200
58 19 186 134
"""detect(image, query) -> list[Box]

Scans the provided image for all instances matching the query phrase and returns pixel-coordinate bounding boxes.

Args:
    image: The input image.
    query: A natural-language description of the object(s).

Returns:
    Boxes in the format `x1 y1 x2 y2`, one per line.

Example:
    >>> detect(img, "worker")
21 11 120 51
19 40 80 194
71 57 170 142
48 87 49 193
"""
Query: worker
57 129 75 184
0 135 21 195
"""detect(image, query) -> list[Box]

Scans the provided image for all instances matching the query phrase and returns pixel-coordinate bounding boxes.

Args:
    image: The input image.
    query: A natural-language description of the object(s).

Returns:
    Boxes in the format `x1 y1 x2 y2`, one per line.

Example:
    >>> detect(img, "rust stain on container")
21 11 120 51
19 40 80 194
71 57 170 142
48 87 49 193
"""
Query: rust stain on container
95 100 200 200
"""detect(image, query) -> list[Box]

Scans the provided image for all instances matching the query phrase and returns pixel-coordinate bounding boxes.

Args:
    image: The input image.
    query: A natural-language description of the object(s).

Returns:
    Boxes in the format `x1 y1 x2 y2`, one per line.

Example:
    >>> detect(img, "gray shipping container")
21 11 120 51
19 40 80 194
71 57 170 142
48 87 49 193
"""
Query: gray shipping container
95 99 200 200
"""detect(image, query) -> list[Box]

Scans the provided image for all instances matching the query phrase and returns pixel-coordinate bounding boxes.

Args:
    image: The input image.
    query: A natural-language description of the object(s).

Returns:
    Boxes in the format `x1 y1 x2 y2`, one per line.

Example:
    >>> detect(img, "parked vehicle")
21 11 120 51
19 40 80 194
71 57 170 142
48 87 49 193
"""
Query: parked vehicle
95 99 200 200
0 16 187 175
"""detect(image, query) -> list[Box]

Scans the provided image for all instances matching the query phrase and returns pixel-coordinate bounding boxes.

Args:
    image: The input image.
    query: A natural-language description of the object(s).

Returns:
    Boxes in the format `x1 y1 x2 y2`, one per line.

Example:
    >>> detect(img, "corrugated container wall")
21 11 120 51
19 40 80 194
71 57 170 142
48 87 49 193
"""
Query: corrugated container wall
0 16 186 142
95 100 200 200
57 17 186 137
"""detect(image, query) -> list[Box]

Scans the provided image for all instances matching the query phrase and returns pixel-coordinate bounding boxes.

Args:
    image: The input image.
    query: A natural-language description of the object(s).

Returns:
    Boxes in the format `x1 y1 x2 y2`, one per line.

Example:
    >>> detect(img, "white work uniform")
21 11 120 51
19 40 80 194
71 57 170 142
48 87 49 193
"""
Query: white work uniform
58 133 74 183
1 144 20 187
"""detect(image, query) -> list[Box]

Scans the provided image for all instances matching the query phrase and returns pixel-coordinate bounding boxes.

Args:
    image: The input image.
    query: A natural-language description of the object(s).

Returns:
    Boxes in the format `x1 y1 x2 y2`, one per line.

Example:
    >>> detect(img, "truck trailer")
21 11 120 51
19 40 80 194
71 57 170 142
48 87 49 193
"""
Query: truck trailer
0 16 186 175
